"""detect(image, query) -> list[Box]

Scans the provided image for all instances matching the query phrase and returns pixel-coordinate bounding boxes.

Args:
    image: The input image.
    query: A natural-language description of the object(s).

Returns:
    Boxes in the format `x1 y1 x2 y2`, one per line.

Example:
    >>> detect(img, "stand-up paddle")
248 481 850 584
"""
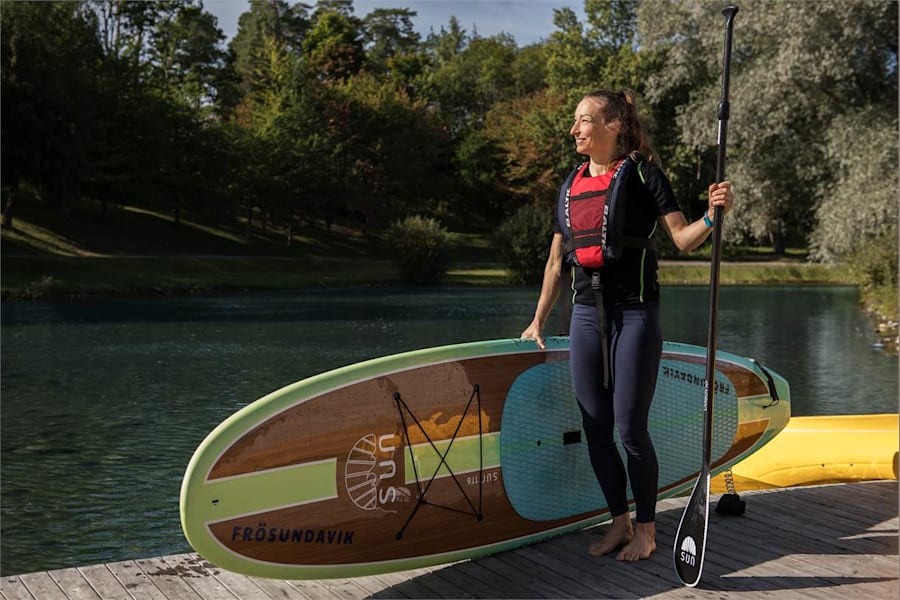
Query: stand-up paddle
673 4 738 588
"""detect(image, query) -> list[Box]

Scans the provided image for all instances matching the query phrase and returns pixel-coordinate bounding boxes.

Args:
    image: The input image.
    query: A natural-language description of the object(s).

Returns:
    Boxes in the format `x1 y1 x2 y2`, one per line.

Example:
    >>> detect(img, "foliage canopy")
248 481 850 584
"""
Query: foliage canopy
2 0 896 279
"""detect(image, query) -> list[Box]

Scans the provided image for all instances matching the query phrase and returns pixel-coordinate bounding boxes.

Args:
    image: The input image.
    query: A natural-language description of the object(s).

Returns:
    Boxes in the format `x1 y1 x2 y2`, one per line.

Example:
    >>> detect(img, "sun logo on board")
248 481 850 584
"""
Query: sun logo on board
344 433 411 512
679 536 698 567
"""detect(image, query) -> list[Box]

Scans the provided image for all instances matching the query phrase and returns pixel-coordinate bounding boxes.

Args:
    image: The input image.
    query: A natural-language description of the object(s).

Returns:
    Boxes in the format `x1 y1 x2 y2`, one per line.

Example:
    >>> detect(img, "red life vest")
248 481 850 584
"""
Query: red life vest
557 153 655 269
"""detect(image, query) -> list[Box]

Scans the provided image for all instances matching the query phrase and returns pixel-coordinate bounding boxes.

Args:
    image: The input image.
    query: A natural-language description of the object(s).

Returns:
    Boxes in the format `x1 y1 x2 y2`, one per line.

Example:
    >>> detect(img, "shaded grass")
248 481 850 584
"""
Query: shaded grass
1 256 400 298
658 261 852 286
0 203 854 299
1 202 383 258
1 254 853 300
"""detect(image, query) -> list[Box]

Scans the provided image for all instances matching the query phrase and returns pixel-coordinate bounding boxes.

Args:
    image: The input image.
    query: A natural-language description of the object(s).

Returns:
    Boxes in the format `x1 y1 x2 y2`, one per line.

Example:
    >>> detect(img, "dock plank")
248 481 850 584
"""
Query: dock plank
318 578 375 600
134 557 201 600
76 565 132 600
2 482 896 600
0 576 37 600
244 577 313 600
47 568 101 600
471 553 565 598
14 571 68 600
157 556 236 600
368 569 442 599
105 560 168 600
388 567 474 599
186 563 271 600
417 561 503 599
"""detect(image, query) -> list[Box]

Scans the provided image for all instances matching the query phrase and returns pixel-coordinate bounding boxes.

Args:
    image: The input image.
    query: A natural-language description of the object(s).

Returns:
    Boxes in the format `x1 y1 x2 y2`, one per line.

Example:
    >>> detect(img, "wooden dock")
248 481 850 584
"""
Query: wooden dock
2 481 897 599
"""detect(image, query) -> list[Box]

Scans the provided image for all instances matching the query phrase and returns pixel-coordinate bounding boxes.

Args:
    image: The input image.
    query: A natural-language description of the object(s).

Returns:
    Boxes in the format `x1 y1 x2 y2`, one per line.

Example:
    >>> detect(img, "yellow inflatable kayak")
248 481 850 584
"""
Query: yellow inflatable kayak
711 413 899 493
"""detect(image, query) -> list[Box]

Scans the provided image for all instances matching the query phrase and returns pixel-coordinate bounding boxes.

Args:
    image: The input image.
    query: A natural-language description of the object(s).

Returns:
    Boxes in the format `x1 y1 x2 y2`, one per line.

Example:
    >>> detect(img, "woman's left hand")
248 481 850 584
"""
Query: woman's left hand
707 181 734 218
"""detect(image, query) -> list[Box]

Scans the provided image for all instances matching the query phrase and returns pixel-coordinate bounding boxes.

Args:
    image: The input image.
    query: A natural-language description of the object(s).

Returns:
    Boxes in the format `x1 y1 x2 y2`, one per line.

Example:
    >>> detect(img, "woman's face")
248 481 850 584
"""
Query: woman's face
570 97 618 156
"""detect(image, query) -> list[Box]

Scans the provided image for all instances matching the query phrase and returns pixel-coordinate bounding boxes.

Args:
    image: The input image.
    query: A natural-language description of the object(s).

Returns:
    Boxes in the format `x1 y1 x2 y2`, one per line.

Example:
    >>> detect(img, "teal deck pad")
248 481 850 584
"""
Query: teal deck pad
500 356 739 521
500 361 601 521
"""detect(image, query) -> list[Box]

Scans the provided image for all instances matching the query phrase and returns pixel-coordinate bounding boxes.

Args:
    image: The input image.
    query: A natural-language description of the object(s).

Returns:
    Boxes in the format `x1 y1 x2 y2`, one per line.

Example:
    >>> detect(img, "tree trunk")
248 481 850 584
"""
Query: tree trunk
286 209 293 246
2 190 14 229
772 230 786 255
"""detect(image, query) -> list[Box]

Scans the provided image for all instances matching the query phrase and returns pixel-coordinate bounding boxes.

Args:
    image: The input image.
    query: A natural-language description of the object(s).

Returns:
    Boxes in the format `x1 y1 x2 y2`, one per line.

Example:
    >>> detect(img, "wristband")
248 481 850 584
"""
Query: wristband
703 214 714 228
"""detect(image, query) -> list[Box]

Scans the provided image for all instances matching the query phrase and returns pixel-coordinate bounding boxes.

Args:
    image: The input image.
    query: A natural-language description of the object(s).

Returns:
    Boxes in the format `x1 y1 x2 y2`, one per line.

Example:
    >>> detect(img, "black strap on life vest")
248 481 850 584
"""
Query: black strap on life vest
558 267 610 389
591 271 611 389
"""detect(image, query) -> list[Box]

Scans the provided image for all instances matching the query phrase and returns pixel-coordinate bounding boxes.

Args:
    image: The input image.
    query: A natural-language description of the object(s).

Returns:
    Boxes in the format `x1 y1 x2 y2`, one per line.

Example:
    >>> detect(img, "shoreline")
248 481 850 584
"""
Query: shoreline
3 260 896 355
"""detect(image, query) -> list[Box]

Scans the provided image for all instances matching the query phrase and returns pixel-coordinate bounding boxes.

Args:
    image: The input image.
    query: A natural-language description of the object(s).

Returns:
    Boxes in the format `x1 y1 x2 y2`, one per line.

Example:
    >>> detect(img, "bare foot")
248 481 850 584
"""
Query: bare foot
588 514 633 556
616 521 656 561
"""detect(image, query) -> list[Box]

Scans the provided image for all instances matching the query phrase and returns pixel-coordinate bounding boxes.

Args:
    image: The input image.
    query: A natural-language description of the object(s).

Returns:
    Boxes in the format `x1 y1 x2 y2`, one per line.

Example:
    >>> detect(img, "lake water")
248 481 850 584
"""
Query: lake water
1 286 896 575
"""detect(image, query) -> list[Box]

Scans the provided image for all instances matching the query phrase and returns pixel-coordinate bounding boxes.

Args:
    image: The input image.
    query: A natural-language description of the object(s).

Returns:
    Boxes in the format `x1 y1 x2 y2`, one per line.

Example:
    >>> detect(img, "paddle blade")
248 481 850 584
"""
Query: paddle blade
673 471 710 587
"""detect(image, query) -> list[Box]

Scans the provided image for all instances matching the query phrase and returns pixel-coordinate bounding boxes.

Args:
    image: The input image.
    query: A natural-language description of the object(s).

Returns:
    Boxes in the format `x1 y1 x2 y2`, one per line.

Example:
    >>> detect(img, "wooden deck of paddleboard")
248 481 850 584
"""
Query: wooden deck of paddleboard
4 481 896 600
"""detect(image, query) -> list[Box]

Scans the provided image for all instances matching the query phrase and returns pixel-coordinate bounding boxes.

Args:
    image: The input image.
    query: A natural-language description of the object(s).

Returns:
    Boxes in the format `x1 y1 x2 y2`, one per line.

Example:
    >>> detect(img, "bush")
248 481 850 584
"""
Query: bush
845 234 898 290
495 204 553 285
386 215 449 285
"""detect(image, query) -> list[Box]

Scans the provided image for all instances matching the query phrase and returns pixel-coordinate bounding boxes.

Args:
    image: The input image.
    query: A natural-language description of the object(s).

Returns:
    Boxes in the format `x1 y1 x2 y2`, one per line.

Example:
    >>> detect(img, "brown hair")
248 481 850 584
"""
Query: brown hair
584 89 658 164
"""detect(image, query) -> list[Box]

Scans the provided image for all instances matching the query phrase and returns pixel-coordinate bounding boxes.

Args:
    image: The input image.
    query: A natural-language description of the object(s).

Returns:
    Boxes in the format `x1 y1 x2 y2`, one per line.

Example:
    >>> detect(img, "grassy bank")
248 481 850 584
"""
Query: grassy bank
0 203 857 298
1 254 855 300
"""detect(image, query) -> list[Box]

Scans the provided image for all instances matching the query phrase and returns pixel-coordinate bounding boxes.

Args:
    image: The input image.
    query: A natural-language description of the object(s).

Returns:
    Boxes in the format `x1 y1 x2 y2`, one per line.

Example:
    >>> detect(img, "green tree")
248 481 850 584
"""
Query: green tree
510 43 548 96
424 15 467 65
1 1 104 214
544 6 597 95
585 0 638 50
302 6 363 81
420 17 470 135
91 0 179 68
465 35 520 113
361 7 420 75
234 32 303 237
150 4 229 112
268 81 350 234
79 0 236 222
338 71 450 227
809 108 898 263
239 33 299 132
230 0 310 96
482 90 573 210
452 128 506 225
638 0 898 253
424 29 523 140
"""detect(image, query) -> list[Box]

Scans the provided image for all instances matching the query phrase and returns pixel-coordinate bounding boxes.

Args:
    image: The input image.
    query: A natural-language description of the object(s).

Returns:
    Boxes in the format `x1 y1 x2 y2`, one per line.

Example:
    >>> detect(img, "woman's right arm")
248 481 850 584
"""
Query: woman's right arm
520 233 564 350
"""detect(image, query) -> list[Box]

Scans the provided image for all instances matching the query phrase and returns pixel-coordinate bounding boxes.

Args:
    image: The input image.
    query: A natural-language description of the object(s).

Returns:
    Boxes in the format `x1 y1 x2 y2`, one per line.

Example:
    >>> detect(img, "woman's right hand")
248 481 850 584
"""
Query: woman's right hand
521 233 564 352
520 321 546 350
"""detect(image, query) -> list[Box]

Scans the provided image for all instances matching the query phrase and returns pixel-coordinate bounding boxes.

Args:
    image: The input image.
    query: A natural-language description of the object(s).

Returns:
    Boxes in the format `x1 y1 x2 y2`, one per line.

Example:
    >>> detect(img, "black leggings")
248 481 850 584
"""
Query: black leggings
569 301 662 523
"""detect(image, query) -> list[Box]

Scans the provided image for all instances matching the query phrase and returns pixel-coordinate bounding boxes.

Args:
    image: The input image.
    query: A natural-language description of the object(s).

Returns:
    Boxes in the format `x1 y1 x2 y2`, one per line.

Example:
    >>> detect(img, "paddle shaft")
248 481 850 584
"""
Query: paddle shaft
704 2 737 482
674 5 738 588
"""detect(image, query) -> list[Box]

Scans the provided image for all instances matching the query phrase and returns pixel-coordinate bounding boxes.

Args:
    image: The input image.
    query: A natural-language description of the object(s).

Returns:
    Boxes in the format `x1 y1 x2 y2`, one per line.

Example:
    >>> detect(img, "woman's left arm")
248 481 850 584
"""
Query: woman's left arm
659 181 734 253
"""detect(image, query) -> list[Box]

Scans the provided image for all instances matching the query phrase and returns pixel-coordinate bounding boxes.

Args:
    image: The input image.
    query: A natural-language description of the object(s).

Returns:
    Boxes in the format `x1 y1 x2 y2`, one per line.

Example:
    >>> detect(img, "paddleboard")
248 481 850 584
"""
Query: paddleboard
711 413 898 492
180 337 790 579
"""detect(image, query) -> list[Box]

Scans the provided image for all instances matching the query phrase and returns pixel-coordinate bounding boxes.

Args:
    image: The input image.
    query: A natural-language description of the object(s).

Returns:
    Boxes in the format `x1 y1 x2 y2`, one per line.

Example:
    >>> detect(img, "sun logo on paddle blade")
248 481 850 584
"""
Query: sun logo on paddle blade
679 536 697 567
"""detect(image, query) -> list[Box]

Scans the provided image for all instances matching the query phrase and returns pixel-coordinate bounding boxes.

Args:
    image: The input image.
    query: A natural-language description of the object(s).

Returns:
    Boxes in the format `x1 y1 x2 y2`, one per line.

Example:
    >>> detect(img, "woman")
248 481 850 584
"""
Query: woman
520 90 734 562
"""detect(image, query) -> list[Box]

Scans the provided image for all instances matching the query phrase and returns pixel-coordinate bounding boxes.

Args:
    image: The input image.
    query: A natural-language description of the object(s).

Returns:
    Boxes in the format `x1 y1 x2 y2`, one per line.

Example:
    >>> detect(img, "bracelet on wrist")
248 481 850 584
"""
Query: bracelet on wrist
703 214 714 228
